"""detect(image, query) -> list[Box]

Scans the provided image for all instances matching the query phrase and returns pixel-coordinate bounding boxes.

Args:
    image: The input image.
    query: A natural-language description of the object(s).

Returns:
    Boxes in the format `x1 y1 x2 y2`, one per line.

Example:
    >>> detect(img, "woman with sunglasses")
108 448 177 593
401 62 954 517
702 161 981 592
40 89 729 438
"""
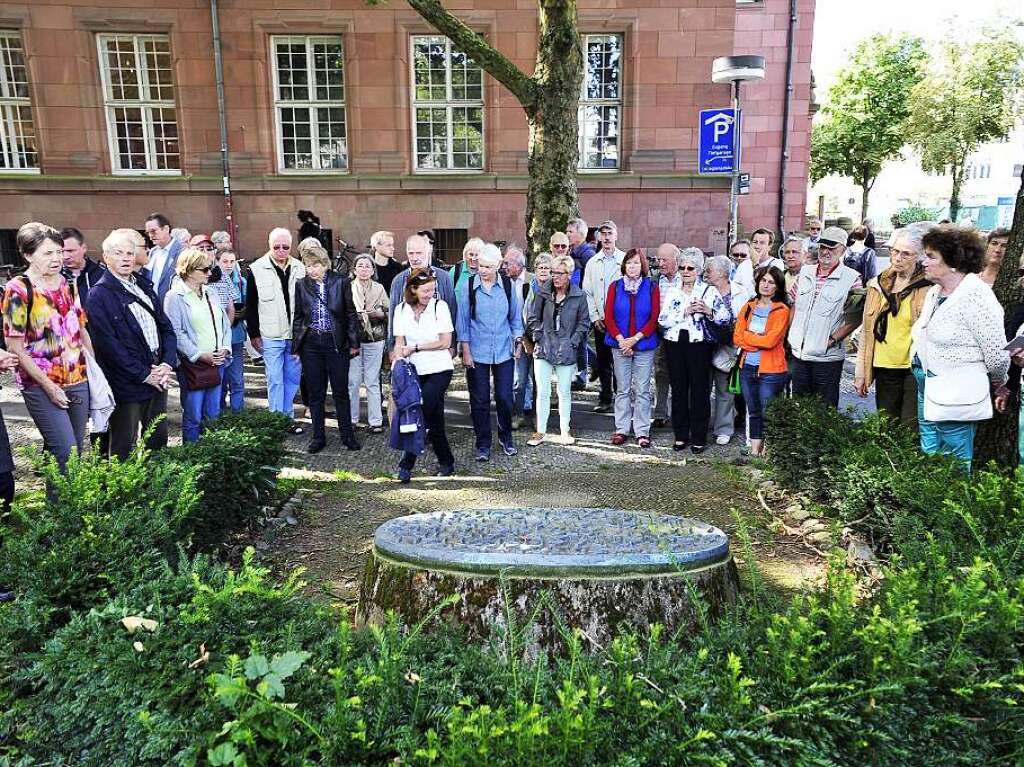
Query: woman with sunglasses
2 222 95 472
164 247 232 443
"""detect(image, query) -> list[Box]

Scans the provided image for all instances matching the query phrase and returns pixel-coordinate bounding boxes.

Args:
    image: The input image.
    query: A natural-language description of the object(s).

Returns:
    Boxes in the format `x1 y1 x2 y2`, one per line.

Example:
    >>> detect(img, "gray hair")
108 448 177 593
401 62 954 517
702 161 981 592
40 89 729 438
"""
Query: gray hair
170 228 191 244
211 230 231 246
406 233 428 251
268 227 292 246
678 246 705 271
889 221 937 255
567 217 587 236
503 244 526 265
463 237 486 260
478 243 502 267
101 229 139 256
534 253 554 269
297 236 322 255
779 234 807 255
705 255 733 279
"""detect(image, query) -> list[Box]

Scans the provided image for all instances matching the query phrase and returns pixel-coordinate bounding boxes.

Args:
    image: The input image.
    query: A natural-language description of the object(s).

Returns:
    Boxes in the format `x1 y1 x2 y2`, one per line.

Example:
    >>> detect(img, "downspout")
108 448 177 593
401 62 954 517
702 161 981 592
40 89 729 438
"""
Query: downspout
777 0 797 236
210 0 236 246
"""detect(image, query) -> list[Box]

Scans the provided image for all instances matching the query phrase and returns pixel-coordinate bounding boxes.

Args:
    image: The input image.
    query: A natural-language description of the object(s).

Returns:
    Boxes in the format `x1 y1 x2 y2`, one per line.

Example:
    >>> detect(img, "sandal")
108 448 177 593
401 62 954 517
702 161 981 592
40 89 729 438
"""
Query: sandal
611 433 628 446
637 436 652 449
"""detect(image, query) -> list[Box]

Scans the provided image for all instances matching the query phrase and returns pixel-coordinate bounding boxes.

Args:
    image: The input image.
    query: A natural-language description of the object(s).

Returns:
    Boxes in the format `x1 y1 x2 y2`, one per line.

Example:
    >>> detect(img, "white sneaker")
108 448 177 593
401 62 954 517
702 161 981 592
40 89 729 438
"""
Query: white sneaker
715 434 731 446
558 433 576 445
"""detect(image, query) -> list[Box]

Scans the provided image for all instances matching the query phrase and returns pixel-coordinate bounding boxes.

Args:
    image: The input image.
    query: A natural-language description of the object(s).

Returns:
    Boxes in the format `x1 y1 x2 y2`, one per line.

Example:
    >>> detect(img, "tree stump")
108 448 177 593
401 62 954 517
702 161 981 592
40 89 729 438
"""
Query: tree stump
357 508 739 653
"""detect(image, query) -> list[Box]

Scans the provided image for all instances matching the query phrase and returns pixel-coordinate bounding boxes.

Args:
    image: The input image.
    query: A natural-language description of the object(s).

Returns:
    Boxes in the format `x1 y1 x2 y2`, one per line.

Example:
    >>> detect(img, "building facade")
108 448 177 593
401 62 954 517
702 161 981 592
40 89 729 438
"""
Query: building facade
0 0 815 263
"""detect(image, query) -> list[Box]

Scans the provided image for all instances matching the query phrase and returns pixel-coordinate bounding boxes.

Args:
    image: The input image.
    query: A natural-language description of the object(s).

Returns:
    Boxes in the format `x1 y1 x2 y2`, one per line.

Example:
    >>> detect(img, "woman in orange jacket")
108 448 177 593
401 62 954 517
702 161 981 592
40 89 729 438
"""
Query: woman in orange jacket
733 265 792 456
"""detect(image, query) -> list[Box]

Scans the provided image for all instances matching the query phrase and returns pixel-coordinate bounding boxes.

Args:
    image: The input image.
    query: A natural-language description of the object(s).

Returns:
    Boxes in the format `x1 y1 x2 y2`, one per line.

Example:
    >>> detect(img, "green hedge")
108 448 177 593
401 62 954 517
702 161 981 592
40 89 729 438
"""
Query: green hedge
3 404 1024 766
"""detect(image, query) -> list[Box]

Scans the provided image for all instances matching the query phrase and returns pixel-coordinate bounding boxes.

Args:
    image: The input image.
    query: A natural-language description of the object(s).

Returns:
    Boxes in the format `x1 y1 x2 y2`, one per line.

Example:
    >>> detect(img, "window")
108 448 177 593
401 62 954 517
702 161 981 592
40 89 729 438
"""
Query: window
411 36 483 172
0 228 17 266
0 31 39 172
432 228 468 265
272 36 347 172
97 34 179 174
579 34 622 170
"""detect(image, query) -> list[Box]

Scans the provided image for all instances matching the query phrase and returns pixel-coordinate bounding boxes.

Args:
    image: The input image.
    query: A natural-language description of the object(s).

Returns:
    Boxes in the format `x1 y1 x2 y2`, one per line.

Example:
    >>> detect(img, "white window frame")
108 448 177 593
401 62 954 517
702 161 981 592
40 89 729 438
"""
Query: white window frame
96 33 180 176
578 33 623 173
0 30 39 174
270 35 349 174
409 35 485 174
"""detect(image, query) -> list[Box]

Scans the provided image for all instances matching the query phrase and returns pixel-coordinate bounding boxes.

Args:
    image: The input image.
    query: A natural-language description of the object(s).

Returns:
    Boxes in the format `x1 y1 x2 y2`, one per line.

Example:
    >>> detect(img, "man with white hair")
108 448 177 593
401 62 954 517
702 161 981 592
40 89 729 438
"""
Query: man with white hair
388 233 457 354
582 220 625 413
503 245 535 427
456 243 523 461
566 217 595 273
246 227 307 428
370 230 403 294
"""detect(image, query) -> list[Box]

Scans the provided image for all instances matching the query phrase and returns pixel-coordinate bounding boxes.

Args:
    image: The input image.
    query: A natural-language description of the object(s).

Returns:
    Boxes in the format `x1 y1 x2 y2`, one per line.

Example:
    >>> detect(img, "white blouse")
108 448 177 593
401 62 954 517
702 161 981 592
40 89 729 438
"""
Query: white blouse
392 299 455 375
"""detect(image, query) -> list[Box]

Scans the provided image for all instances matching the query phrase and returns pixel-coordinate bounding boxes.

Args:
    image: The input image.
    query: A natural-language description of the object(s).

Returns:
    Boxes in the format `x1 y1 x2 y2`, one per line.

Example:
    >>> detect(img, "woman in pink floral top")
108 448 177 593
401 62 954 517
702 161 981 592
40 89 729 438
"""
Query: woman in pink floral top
2 222 94 471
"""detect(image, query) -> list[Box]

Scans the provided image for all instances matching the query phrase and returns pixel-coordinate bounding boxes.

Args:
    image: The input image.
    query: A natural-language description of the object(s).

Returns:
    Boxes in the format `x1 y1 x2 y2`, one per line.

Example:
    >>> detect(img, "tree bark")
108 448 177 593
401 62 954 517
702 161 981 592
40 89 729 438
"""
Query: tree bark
859 169 874 224
948 163 964 222
973 162 1024 470
404 0 583 257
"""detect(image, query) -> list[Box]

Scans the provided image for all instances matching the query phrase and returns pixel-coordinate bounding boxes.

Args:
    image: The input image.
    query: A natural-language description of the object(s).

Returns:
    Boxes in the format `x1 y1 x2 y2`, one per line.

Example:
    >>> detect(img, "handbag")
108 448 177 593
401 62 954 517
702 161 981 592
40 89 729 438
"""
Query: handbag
179 292 222 391
922 365 991 422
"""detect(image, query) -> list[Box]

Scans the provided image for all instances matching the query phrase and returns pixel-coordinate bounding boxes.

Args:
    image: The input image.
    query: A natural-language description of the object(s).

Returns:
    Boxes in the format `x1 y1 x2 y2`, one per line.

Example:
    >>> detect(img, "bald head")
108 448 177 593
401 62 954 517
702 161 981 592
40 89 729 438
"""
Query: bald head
657 243 680 279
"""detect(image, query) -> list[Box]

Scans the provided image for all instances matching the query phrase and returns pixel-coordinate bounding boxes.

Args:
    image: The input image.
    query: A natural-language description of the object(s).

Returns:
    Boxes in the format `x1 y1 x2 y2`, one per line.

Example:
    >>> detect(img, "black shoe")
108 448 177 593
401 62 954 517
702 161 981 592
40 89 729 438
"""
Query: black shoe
672 440 688 452
652 417 668 429
398 467 412 484
342 436 362 451
306 438 326 454
571 380 586 392
593 403 612 414
690 444 706 455
436 464 456 477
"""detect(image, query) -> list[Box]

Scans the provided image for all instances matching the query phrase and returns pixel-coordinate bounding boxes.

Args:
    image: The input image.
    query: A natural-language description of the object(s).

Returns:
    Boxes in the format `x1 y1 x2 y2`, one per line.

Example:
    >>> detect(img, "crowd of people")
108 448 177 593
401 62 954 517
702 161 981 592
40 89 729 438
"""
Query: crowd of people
0 214 1020 502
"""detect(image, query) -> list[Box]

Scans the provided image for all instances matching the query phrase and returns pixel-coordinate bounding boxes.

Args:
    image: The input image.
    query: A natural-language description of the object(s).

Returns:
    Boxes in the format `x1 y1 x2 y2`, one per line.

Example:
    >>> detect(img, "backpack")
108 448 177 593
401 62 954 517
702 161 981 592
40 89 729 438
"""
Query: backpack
468 273 513 320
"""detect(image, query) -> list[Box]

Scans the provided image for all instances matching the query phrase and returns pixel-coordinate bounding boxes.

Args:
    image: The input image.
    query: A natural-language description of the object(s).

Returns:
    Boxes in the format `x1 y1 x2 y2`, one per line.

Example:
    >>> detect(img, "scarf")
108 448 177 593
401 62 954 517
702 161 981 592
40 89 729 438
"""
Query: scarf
352 278 387 338
873 266 930 344
622 276 642 295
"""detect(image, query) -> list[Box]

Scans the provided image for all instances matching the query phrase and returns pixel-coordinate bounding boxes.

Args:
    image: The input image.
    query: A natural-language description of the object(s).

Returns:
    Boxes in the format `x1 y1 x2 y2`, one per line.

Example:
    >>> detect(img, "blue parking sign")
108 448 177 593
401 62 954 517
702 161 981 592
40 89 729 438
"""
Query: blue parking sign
698 108 738 175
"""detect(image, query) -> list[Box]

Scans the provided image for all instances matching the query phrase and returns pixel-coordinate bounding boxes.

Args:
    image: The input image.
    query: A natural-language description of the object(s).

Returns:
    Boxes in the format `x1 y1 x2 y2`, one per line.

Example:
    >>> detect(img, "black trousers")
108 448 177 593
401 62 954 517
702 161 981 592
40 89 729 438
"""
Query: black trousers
401 369 454 470
873 366 918 432
300 331 354 442
593 327 614 404
664 338 714 445
108 391 168 461
790 358 844 408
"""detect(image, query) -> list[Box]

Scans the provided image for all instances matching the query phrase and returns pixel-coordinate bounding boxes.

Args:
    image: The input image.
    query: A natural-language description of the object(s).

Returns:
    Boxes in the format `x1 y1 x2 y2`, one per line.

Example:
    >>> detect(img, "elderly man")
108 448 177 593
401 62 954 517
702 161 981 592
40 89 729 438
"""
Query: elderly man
388 233 457 354
456 243 524 461
788 225 863 407
582 220 624 413
566 217 595 274
651 243 681 428
780 235 806 301
60 226 105 304
370 230 403 294
143 212 183 303
246 228 307 427
503 245 535 427
86 229 178 459
805 218 822 247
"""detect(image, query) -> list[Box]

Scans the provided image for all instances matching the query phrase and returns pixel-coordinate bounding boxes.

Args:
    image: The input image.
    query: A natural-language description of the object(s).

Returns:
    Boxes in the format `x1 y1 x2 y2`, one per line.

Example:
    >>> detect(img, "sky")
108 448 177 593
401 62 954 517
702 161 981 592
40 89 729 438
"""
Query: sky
811 0 1022 91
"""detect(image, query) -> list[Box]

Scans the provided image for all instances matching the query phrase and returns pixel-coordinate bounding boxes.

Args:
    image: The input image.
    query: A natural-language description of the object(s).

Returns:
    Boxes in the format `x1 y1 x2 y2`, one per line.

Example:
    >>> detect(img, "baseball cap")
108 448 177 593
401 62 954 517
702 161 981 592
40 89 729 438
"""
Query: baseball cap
598 220 617 232
818 226 848 248
189 233 215 248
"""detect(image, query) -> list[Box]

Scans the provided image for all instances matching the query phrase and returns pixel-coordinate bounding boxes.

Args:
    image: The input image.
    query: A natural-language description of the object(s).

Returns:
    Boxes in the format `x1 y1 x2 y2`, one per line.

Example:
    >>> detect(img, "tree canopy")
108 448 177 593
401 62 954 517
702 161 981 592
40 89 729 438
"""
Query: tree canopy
810 34 927 221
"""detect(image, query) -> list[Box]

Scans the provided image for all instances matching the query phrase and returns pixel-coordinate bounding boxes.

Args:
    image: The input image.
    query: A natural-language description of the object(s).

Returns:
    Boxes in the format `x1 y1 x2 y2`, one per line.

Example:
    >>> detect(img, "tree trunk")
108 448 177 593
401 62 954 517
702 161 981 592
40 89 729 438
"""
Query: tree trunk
403 0 583 258
859 170 874 224
973 162 1024 470
948 164 964 222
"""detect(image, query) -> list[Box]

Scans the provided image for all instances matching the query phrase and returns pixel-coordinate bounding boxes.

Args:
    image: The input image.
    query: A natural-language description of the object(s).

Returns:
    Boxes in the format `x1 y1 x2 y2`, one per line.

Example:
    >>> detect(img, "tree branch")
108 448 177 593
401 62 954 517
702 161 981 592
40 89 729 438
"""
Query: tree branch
405 0 538 109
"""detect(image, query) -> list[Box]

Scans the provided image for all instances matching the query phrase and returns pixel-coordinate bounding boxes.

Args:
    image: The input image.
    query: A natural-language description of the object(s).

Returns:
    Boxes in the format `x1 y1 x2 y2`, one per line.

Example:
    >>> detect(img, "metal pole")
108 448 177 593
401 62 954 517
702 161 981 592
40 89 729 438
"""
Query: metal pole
729 79 741 247
777 0 797 238
210 0 236 246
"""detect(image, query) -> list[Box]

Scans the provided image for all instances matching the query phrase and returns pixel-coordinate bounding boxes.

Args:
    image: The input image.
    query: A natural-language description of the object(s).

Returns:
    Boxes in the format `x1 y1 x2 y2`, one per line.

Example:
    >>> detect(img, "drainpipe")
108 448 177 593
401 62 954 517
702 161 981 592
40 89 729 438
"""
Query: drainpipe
777 0 797 237
210 0 236 246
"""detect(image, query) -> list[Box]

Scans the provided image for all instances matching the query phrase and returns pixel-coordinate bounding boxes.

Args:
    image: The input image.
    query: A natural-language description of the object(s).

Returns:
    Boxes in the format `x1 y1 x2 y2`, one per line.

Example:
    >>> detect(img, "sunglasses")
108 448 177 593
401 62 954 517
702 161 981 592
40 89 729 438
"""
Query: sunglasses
731 251 747 258
552 270 570 276
679 265 697 272
272 244 290 251
196 266 212 274
197 244 216 253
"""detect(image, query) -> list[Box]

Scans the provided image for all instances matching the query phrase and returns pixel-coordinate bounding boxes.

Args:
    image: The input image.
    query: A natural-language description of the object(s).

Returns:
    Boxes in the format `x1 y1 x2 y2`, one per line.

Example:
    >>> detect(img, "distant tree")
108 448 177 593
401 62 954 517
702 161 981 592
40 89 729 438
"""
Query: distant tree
892 205 941 227
907 30 1024 222
811 35 927 222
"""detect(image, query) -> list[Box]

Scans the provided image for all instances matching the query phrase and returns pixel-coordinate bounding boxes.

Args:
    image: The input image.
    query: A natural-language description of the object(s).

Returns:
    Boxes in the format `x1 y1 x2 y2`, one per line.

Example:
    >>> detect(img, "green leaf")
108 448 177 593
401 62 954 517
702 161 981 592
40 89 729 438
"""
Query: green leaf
207 742 238 766
269 650 310 681
244 653 270 680
261 673 286 700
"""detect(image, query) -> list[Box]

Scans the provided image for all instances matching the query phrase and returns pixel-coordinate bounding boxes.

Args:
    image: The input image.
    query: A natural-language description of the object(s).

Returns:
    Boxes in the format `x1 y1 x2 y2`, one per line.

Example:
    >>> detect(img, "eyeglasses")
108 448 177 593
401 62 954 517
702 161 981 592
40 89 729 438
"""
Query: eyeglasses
197 245 216 253
196 266 212 274
809 227 821 232
679 265 697 272
552 244 568 249
272 244 290 251
552 270 570 276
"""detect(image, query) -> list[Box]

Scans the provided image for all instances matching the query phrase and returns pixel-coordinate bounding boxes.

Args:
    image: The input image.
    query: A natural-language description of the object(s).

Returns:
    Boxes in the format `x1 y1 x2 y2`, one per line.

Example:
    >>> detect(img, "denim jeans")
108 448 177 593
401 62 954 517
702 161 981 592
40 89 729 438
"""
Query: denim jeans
513 350 534 414
738 366 789 440
262 337 302 416
178 373 222 443
220 341 245 413
913 364 976 473
790 357 844 408
466 358 515 449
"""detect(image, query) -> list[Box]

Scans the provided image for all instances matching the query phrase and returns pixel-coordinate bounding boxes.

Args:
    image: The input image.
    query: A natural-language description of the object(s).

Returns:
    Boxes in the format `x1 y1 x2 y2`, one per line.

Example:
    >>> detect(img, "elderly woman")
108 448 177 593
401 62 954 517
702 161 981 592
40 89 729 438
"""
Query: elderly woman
910 225 1010 471
207 248 247 412
604 248 660 447
451 236 484 294
527 254 589 446
292 245 361 454
980 227 1011 286
704 254 745 446
659 247 731 453
348 253 388 433
456 243 523 461
854 225 933 430
165 247 232 443
2 223 95 471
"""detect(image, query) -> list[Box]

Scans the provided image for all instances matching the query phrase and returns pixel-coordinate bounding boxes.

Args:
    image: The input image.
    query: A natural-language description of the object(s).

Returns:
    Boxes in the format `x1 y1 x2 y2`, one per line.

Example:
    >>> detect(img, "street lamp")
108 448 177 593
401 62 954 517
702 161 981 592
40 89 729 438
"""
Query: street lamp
712 55 765 246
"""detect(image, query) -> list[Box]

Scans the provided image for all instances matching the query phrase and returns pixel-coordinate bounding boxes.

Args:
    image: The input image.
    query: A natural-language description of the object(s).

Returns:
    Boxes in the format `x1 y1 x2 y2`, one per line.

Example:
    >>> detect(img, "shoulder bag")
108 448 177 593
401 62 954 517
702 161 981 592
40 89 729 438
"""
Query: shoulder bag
179 292 222 390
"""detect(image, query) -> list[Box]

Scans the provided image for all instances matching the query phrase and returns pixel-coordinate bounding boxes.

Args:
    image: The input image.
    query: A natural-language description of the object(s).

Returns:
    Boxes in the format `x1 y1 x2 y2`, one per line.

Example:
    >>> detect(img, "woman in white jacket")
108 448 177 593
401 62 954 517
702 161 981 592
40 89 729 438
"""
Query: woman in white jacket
909 225 1010 471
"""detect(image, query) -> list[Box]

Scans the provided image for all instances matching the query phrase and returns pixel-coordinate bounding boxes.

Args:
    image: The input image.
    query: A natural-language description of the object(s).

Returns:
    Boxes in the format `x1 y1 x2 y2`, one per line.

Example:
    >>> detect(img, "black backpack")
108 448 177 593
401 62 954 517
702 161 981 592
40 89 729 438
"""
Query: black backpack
468 273 513 320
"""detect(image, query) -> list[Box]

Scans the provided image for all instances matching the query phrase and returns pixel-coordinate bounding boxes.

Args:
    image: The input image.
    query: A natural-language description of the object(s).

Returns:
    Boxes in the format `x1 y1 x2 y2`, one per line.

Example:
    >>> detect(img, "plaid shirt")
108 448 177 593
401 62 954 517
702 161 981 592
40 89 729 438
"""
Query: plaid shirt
115 274 161 354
